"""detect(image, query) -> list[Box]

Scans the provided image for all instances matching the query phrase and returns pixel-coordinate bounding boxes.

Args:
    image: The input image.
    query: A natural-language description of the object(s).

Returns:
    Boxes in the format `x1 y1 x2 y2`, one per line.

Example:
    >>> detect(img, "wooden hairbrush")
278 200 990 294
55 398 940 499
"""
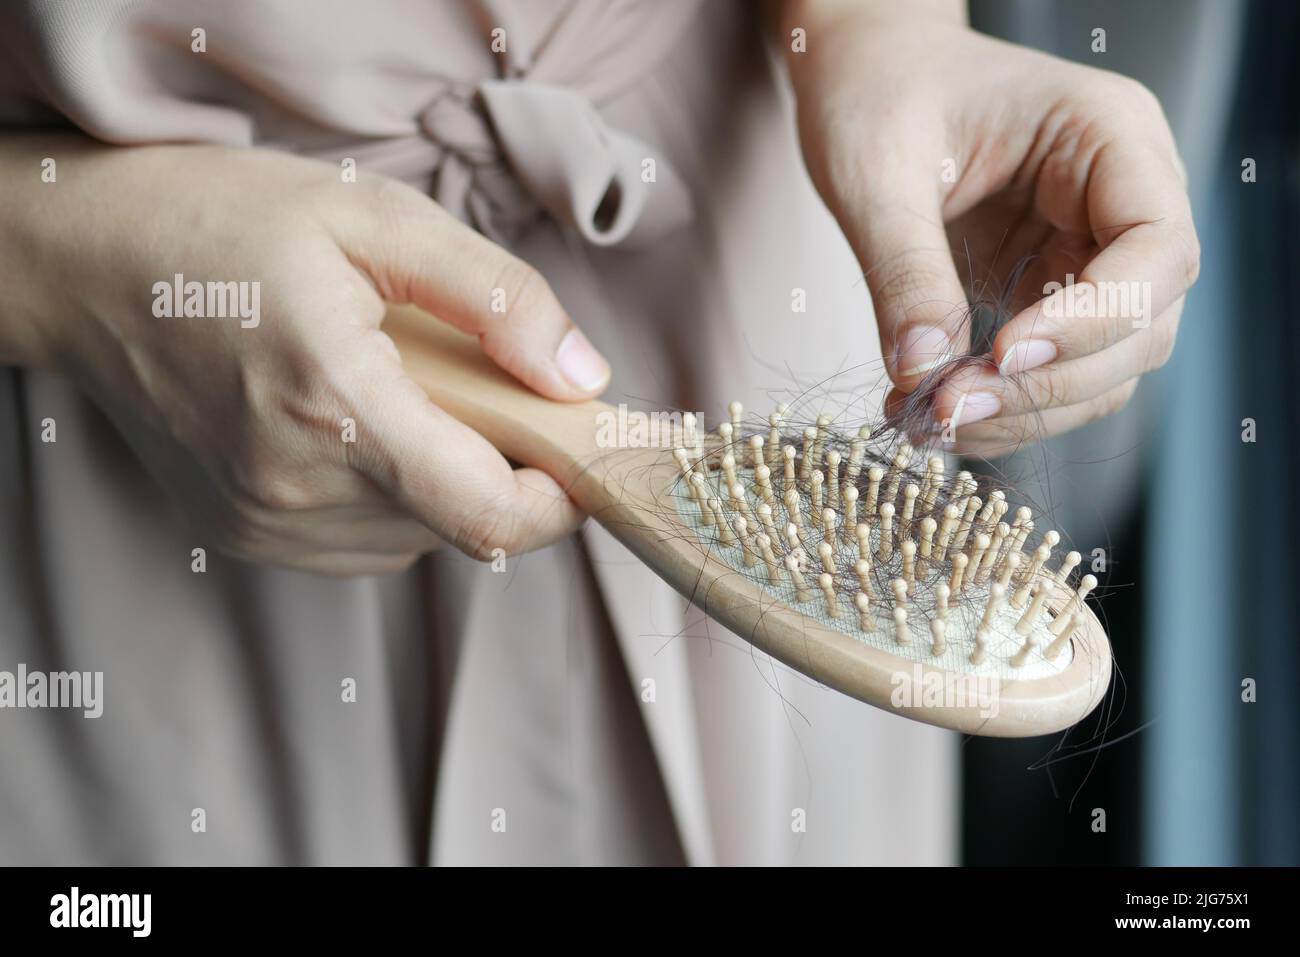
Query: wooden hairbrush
385 305 1112 738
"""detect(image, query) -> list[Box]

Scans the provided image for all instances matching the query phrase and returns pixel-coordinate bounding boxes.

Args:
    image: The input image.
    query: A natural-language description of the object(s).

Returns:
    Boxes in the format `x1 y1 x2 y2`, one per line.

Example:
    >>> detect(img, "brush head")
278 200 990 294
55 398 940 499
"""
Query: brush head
381 306 1110 738
667 404 1111 737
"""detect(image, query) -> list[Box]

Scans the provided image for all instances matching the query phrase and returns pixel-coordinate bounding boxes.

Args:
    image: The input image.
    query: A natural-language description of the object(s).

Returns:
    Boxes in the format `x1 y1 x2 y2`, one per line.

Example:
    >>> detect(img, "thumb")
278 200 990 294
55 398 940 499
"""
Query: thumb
843 177 970 392
336 187 610 402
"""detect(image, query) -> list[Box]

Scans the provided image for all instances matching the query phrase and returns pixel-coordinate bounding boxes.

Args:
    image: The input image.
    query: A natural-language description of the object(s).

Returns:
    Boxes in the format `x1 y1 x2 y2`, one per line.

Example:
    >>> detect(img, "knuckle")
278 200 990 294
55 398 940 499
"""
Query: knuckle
872 255 959 328
1121 75 1162 113
279 346 374 466
1094 73 1163 121
348 378 427 489
1022 361 1076 409
208 513 269 563
453 505 518 562
361 177 443 257
1100 380 1139 418
491 257 556 333
367 176 422 221
238 347 350 443
1098 306 1132 354
229 350 379 512
281 383 351 446
1147 320 1179 370
230 457 319 512
1060 277 1114 354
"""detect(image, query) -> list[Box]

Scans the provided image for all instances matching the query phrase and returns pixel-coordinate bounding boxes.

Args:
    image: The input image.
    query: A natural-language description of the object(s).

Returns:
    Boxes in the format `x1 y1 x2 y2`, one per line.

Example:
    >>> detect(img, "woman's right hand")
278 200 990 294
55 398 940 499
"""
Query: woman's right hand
1 137 610 575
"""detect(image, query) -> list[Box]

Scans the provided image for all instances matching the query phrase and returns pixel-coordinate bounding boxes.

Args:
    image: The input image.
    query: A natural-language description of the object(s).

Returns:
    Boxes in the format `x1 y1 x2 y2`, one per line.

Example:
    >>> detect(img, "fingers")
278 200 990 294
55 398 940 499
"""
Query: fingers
840 172 972 393
258 506 445 555
208 506 438 576
930 300 1180 425
349 361 587 560
993 136 1199 372
331 179 610 401
941 379 1140 458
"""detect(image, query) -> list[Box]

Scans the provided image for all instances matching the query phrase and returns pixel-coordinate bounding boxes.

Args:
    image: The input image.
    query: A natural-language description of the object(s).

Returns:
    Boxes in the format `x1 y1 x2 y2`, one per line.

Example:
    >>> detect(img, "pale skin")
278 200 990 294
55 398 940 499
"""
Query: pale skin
0 140 606 575
783 0 1199 456
0 2 1198 574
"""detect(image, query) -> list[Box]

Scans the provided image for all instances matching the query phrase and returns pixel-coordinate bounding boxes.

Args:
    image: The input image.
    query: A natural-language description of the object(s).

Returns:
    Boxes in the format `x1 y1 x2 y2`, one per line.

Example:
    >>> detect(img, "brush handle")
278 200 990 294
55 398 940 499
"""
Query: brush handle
384 304 624 512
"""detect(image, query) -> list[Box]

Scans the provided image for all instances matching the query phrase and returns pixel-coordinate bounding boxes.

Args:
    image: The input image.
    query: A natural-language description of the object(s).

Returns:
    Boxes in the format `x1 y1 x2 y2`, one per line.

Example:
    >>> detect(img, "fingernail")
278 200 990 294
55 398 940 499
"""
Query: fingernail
897 325 954 377
556 328 610 393
952 391 999 427
999 339 1057 377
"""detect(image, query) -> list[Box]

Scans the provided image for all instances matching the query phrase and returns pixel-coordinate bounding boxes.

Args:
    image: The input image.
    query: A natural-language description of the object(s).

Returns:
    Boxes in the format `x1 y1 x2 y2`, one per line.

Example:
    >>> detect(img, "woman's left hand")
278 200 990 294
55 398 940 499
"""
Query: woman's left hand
782 0 1200 456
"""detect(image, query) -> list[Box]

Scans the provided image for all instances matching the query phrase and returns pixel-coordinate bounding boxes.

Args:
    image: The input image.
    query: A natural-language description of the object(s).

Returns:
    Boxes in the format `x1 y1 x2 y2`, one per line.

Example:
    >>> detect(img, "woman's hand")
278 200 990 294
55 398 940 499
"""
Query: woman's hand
1 137 610 574
782 1 1199 455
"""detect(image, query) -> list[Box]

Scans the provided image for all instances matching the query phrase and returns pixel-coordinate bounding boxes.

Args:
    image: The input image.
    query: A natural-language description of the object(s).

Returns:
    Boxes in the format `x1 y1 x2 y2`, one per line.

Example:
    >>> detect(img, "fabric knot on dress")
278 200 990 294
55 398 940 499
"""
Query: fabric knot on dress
418 85 542 241
417 78 692 249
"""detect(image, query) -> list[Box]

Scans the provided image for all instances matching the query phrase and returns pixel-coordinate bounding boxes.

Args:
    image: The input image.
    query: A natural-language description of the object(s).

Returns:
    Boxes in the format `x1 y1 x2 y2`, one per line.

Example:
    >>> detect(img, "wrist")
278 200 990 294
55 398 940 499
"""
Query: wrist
778 0 968 99
778 0 966 42
0 133 104 370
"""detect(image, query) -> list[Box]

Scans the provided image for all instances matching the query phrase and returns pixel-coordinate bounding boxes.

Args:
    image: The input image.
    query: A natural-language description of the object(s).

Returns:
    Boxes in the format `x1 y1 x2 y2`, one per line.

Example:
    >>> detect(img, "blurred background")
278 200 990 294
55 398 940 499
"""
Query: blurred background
962 0 1298 865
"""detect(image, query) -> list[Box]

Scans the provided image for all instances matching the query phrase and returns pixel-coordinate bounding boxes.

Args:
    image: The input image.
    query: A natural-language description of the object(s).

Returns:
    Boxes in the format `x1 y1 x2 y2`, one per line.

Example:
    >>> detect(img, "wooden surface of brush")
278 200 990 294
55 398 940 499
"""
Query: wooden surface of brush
385 304 1113 738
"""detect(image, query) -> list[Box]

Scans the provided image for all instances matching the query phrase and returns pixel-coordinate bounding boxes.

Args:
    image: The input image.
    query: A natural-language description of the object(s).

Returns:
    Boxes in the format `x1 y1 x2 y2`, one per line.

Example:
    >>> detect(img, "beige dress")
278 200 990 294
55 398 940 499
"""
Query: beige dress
0 0 955 865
